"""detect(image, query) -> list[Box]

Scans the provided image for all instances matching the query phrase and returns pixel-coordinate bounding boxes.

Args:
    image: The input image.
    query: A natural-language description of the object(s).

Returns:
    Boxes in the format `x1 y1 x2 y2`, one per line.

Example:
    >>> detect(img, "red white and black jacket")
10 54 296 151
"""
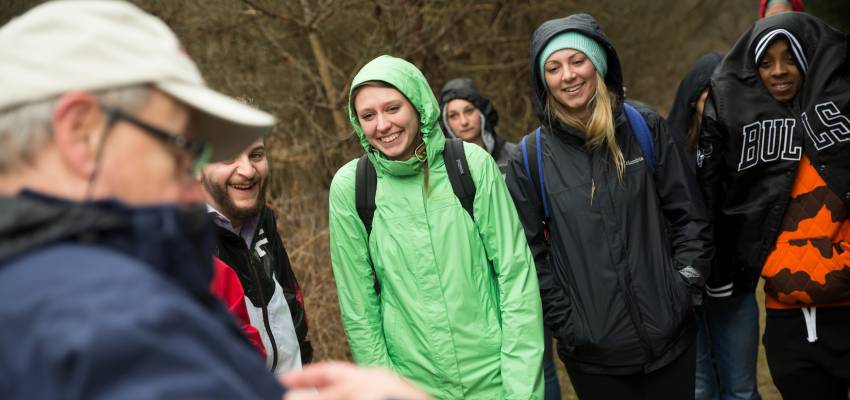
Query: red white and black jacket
209 256 266 358
212 205 312 372
697 12 850 299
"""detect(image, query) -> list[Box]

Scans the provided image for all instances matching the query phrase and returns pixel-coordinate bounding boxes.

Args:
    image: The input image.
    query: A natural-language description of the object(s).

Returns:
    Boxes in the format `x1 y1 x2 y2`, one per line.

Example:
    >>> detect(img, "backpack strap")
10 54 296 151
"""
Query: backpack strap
355 154 377 235
520 127 549 220
354 154 381 294
355 140 477 233
354 141 476 295
623 102 656 172
443 138 476 220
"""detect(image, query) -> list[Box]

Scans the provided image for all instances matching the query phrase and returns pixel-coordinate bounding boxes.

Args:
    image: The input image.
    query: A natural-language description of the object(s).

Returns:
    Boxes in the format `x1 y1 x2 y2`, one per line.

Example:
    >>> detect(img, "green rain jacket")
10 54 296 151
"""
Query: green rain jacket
328 55 544 400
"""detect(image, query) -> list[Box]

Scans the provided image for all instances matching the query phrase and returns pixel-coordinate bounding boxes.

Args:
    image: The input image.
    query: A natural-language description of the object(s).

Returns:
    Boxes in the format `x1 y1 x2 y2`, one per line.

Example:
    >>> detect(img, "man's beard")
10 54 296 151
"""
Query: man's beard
203 176 267 224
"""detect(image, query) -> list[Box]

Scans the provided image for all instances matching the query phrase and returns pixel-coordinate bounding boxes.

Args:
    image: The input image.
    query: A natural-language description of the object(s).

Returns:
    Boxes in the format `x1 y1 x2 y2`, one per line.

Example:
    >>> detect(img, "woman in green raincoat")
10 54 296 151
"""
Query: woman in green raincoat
328 55 544 400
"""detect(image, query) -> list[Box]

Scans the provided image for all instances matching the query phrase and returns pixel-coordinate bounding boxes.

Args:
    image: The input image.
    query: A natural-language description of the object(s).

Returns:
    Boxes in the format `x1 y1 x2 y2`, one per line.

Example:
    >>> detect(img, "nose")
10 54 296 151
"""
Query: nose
376 112 391 132
770 62 787 77
561 65 577 82
459 114 469 127
234 155 256 177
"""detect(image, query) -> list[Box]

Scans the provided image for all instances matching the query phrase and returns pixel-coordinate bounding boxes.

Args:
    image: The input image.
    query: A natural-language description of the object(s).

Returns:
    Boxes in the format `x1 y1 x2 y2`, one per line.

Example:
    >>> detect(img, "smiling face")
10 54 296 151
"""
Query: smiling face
353 85 421 161
758 38 802 103
201 137 268 227
543 48 599 121
445 98 483 144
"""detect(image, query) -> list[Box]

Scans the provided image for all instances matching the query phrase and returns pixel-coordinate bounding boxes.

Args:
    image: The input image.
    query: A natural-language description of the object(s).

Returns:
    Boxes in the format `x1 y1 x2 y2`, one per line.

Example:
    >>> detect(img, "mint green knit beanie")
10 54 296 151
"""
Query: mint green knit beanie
539 31 608 81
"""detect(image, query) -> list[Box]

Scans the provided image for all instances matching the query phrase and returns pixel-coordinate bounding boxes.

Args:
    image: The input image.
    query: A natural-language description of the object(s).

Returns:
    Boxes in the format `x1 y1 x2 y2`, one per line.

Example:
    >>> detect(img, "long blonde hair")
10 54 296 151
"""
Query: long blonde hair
545 73 625 179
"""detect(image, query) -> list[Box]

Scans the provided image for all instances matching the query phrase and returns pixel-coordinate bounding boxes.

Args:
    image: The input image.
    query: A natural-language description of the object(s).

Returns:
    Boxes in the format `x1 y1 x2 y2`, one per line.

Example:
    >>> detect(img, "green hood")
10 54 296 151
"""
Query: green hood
348 55 446 176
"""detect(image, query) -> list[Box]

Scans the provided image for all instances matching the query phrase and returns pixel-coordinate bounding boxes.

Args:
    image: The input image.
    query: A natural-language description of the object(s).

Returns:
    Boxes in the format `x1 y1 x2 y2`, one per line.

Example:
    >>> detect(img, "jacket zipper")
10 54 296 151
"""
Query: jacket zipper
619 271 657 360
597 148 656 361
245 238 279 371
589 150 596 206
590 179 596 205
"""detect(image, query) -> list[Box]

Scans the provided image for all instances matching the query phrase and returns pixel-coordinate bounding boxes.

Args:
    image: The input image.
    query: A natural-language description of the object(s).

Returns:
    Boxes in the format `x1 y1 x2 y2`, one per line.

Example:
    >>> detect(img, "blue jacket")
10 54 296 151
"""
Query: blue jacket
0 192 284 399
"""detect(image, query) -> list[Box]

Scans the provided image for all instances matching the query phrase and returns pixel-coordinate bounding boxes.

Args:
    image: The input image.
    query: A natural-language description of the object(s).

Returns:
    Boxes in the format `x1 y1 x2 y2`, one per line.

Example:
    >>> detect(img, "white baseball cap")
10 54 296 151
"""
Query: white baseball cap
0 0 275 162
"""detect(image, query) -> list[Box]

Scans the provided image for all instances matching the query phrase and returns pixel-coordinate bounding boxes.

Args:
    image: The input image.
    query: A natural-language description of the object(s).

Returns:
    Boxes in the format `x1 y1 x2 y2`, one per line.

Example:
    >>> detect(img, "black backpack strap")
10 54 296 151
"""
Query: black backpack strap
443 138 476 220
355 154 377 235
354 154 381 294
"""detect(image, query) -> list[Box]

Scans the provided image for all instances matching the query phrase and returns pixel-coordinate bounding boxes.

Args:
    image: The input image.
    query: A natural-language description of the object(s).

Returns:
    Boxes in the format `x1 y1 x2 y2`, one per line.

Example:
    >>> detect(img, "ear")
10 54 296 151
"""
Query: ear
51 92 106 179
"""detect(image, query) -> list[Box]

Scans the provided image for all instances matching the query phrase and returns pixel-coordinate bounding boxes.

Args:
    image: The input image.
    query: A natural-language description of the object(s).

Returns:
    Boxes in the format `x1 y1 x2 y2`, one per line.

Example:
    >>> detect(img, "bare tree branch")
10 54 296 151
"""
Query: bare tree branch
254 23 323 93
240 0 304 28
299 0 348 137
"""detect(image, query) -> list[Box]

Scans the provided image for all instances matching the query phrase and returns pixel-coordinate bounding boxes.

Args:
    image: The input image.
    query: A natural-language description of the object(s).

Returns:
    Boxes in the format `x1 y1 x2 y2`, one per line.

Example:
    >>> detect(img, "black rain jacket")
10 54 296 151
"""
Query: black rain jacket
505 13 713 374
697 12 850 298
666 52 723 166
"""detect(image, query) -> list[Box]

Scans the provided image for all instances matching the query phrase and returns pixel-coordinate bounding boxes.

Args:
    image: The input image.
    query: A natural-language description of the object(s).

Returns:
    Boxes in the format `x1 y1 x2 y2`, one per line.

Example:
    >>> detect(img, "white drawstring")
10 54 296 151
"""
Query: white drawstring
801 307 818 343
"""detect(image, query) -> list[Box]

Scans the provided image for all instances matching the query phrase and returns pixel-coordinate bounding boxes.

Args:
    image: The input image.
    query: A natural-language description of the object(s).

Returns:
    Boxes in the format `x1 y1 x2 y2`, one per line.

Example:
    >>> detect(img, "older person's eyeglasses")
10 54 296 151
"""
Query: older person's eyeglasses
101 106 212 176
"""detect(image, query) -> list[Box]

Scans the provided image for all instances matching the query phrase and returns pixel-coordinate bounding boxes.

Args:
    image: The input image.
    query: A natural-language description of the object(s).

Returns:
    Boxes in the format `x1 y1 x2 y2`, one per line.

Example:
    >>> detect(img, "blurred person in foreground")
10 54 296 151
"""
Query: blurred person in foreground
697 12 849 400
282 362 430 400
202 134 313 373
0 0 283 398
0 1 428 399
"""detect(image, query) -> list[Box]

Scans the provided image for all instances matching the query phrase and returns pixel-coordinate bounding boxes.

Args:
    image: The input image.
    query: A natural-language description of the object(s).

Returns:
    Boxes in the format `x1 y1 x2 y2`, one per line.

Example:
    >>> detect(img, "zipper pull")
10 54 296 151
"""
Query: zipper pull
590 178 596 205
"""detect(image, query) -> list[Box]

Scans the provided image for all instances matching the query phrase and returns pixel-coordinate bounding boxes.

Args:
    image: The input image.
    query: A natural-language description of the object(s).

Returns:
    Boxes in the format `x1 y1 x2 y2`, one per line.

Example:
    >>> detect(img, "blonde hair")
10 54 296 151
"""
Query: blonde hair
545 73 625 179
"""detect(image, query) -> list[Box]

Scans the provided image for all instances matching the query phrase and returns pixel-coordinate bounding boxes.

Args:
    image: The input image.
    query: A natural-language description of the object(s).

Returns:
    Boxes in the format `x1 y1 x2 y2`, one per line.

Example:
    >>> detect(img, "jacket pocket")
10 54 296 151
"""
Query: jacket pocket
663 263 692 337
554 283 588 354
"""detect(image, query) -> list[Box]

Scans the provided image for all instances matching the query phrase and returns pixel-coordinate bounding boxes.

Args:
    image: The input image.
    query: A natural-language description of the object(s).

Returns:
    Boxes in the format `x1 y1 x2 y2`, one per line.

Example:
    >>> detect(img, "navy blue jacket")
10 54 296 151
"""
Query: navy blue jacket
0 192 284 399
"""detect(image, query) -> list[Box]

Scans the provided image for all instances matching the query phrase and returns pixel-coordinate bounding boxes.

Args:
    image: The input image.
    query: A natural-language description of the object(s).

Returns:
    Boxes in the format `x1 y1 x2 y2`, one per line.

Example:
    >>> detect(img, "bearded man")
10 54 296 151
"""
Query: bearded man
202 137 312 373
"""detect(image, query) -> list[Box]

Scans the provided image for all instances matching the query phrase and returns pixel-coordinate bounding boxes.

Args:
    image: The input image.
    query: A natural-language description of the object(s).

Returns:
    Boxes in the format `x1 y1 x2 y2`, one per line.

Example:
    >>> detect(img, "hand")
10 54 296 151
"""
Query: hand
280 361 430 400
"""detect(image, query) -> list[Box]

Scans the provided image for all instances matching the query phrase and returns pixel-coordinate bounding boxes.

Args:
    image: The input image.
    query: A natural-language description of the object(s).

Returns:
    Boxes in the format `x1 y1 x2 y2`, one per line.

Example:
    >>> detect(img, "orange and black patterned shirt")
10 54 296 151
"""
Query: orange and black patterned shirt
761 154 850 309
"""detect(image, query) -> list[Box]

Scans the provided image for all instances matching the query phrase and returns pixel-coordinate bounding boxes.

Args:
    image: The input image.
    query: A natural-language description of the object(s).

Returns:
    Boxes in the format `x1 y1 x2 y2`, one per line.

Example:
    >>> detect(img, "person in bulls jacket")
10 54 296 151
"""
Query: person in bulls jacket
697 12 850 400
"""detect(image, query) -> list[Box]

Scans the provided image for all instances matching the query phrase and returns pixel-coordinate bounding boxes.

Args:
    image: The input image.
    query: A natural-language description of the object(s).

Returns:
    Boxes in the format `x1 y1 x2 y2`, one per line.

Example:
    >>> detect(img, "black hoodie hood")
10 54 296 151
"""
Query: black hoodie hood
439 78 499 134
530 13 625 130
0 192 217 300
706 11 850 180
711 12 847 117
438 77 504 154
667 52 723 156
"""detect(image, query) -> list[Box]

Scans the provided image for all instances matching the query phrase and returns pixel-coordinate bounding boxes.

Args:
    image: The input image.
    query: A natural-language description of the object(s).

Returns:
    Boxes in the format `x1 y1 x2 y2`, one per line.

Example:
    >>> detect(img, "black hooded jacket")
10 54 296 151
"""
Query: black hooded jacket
505 13 712 374
666 52 723 164
438 78 517 173
697 12 850 298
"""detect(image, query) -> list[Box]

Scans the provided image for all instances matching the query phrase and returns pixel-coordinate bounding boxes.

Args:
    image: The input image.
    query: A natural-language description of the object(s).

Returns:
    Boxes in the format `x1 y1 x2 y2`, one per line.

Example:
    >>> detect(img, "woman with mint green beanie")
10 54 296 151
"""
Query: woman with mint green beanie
328 55 545 400
505 13 713 400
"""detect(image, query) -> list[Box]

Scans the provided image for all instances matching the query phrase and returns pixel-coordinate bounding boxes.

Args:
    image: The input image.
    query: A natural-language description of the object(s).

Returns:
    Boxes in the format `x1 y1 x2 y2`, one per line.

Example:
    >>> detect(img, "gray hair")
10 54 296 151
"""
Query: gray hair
0 85 151 172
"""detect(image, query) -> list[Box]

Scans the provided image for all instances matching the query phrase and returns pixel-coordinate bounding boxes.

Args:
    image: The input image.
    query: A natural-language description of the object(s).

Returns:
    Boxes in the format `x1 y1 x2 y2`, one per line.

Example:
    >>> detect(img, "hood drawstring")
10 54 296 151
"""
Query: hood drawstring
414 140 429 193
414 140 426 162
802 307 818 343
